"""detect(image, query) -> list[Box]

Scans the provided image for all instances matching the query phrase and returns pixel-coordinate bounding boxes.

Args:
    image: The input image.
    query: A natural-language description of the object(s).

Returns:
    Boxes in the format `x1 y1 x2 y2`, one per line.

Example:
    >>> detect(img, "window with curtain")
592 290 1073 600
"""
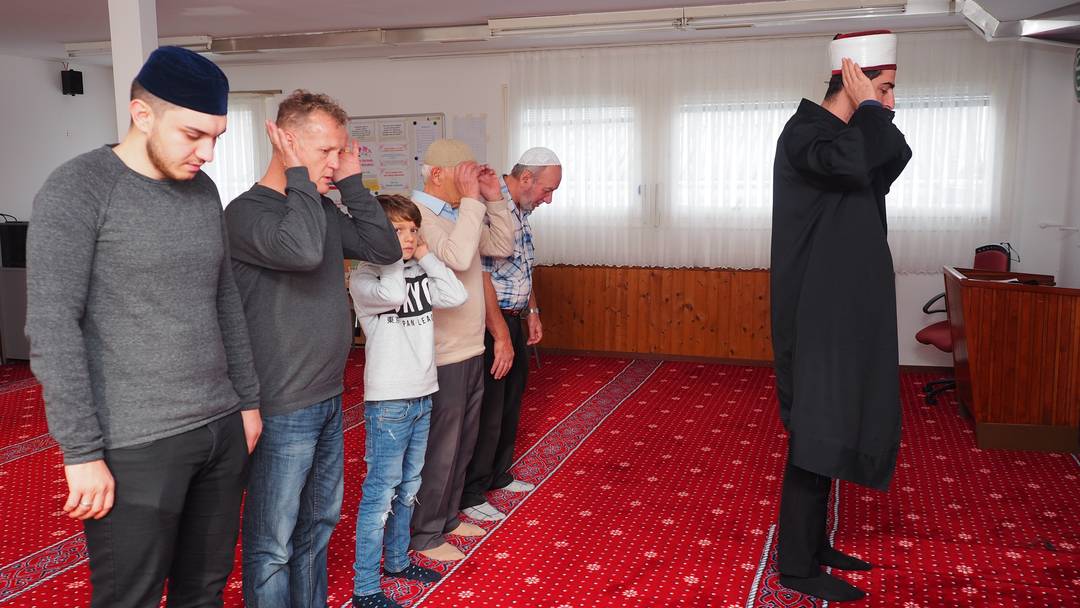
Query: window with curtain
203 94 274 207
890 94 994 222
509 31 1021 272
519 104 638 222
672 99 796 223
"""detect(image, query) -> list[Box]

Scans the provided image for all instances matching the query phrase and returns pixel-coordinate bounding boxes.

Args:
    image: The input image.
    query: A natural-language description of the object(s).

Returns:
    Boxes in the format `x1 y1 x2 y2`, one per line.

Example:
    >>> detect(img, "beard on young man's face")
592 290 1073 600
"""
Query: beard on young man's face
146 130 200 181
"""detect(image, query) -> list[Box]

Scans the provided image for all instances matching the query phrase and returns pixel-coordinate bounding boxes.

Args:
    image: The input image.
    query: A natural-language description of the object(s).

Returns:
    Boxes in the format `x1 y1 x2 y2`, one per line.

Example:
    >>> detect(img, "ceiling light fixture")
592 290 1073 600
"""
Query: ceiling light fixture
687 6 907 30
490 8 684 38
210 29 384 54
490 1 909 37
65 35 211 57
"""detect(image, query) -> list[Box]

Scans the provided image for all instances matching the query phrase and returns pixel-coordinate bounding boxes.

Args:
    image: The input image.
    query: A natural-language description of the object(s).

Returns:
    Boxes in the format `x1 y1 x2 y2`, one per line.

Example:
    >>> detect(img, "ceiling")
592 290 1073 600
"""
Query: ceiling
964 0 1080 45
1 1 1074 66
0 0 780 59
972 0 1074 22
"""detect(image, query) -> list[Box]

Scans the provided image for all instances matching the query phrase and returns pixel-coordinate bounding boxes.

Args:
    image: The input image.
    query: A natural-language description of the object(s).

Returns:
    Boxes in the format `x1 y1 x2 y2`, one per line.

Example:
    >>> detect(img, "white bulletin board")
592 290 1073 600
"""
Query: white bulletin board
346 113 445 195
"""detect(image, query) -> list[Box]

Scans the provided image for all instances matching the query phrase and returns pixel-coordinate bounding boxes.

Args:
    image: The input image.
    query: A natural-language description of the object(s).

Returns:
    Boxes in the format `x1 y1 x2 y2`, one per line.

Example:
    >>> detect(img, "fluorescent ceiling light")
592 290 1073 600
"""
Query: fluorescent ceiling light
687 6 907 30
490 8 683 38
65 35 211 57
490 1 909 37
683 0 904 20
211 30 384 54
383 25 490 45
66 26 489 58
491 20 684 38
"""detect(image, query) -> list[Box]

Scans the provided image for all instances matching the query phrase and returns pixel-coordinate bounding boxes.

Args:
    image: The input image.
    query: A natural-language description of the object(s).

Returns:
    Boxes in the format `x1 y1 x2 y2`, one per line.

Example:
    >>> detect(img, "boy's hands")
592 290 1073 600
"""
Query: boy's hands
414 234 429 260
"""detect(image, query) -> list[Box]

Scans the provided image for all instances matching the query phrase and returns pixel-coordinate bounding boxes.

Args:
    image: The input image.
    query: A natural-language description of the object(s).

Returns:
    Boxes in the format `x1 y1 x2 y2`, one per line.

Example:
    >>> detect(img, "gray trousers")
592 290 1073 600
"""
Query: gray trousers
409 355 484 551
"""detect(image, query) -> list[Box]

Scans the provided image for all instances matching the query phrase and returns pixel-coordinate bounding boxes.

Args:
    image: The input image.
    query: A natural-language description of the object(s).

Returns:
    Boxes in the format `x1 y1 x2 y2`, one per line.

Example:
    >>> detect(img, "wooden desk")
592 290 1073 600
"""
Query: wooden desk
944 266 1080 451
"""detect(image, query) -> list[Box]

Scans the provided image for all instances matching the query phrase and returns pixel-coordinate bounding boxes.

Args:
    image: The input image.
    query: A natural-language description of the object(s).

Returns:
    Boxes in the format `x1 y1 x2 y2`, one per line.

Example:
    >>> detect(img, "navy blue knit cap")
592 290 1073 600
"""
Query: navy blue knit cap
134 46 229 116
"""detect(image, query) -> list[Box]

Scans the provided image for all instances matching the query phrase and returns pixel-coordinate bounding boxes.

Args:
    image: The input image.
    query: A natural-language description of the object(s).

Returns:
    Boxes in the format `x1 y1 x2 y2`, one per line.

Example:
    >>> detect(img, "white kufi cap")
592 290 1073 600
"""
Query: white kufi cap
517 147 561 166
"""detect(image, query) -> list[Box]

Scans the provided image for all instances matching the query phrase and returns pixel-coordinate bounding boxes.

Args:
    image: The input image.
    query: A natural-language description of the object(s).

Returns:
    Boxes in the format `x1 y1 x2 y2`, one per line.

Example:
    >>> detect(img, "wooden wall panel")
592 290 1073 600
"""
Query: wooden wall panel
533 265 773 361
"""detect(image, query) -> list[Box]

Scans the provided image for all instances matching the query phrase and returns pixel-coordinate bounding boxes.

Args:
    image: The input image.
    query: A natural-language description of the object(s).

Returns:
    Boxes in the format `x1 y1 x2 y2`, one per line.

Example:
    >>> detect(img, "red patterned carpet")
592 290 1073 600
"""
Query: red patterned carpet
0 362 33 390
0 354 1077 607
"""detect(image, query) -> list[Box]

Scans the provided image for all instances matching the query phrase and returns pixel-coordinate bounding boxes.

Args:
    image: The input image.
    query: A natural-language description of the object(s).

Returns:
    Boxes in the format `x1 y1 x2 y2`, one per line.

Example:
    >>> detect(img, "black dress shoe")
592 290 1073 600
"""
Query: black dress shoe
780 572 867 602
383 563 442 584
352 592 404 608
819 546 872 571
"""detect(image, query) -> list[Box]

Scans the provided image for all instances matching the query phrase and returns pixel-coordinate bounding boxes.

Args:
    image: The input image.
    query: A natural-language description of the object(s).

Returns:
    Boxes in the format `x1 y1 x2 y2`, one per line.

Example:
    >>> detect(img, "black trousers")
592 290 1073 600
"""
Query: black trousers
777 450 834 578
460 314 530 509
409 355 484 551
83 411 249 608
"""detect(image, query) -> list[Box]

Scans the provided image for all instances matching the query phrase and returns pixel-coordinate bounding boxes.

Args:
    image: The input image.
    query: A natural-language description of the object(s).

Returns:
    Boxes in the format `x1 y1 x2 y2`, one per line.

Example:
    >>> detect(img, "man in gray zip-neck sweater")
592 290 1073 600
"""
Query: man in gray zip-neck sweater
224 90 400 607
26 47 261 608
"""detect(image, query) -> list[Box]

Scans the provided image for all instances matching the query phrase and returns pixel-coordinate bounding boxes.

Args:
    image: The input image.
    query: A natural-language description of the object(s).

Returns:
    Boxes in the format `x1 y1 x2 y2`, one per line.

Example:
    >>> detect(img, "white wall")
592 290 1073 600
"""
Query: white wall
1007 44 1080 283
1051 47 1080 289
0 54 117 220
1064 110 1080 287
222 55 512 170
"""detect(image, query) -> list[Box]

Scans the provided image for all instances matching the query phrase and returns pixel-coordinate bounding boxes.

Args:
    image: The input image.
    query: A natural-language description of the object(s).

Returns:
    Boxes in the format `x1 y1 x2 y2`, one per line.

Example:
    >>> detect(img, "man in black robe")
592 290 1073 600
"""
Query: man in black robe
770 30 912 602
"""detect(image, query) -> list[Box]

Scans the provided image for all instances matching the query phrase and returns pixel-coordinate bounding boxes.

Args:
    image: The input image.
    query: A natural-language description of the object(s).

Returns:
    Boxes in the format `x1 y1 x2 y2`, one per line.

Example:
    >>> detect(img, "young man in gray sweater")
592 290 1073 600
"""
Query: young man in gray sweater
224 90 400 608
26 47 261 607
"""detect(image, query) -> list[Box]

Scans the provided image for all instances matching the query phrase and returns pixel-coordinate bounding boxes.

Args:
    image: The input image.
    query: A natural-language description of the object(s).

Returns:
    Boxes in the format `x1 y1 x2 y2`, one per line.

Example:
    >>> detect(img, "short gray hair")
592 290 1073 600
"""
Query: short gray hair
510 164 549 179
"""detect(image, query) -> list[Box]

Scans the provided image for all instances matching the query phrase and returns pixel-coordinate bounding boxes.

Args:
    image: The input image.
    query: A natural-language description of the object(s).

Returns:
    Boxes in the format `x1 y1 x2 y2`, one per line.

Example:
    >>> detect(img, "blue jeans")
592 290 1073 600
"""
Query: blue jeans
242 396 344 608
352 396 433 596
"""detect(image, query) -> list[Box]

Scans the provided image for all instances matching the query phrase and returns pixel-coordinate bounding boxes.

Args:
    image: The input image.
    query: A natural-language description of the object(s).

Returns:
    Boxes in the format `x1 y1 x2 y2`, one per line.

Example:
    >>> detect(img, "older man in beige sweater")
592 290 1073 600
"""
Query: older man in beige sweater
408 139 514 561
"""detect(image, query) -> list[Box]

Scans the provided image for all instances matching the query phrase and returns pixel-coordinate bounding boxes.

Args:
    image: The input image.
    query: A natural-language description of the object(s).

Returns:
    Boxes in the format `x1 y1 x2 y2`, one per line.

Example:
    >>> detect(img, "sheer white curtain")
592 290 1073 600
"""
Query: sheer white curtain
661 38 822 268
885 31 1021 271
509 31 1021 272
510 48 647 266
204 94 275 206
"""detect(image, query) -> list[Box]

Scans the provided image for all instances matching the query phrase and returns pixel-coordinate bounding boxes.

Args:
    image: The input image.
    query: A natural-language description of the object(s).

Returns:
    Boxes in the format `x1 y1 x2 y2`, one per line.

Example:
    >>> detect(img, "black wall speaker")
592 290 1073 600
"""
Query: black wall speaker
61 69 83 96
0 221 28 268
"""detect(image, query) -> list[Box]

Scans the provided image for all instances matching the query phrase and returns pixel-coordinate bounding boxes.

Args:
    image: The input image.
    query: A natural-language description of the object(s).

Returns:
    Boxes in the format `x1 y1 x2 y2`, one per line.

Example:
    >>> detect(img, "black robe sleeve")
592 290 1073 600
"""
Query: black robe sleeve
783 104 910 193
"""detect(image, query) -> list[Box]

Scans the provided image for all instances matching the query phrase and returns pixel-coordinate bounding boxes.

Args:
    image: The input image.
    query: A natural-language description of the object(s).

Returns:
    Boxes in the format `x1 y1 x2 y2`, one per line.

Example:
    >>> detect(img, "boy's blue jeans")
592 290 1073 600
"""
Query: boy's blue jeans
353 395 433 597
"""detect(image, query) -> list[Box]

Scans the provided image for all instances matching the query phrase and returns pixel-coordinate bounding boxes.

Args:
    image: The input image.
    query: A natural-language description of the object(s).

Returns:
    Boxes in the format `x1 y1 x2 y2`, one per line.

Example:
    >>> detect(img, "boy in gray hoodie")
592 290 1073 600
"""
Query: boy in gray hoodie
348 194 468 608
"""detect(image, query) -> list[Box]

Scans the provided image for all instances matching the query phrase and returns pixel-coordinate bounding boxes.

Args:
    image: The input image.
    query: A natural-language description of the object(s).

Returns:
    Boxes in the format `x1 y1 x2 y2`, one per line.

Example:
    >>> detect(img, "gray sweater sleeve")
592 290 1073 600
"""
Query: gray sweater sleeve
26 162 106 464
216 216 260 410
225 167 328 271
336 174 402 264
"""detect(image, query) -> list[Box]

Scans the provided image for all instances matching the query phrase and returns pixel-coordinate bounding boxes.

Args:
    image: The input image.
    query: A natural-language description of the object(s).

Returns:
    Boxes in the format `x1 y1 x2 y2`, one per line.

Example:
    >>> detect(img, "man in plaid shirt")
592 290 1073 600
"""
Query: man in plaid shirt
461 148 562 521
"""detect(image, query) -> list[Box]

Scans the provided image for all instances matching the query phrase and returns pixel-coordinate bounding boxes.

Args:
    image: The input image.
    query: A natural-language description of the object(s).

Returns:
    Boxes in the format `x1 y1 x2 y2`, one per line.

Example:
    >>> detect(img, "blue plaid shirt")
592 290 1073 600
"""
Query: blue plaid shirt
482 179 534 311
